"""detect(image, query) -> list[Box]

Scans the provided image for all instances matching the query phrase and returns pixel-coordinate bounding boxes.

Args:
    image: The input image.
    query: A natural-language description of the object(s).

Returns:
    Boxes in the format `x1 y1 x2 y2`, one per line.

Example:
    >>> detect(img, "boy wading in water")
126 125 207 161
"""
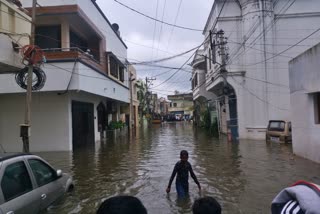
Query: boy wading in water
166 150 201 197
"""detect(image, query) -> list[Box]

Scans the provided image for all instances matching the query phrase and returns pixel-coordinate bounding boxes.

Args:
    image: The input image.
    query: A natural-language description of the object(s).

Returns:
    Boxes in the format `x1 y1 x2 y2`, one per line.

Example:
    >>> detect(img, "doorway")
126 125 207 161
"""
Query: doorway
72 101 94 149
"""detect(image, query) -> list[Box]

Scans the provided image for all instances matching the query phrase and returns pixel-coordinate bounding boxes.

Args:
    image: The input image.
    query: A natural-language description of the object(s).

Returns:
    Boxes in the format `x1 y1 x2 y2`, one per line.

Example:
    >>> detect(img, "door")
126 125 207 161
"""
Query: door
228 93 239 141
72 101 95 149
133 106 137 127
97 102 106 132
27 159 64 210
0 160 40 214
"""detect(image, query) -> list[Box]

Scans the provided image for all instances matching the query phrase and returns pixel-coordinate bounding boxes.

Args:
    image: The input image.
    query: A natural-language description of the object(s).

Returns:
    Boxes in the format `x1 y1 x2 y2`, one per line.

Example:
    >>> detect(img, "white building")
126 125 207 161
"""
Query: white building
0 0 130 151
289 42 320 164
192 0 320 140
0 0 31 72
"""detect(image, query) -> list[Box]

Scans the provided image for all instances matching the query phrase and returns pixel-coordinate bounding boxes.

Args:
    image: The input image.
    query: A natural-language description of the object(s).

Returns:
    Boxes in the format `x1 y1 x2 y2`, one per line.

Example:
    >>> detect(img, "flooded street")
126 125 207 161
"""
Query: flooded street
38 123 320 214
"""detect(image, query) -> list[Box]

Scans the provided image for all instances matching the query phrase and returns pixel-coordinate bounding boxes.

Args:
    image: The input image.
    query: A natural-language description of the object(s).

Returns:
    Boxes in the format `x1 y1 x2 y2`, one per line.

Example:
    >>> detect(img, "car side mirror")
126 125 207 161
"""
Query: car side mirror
56 169 63 178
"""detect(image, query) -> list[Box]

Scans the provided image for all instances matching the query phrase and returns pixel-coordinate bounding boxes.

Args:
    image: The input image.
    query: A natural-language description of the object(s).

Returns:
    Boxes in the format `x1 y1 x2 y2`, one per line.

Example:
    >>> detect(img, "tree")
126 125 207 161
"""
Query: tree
136 80 148 123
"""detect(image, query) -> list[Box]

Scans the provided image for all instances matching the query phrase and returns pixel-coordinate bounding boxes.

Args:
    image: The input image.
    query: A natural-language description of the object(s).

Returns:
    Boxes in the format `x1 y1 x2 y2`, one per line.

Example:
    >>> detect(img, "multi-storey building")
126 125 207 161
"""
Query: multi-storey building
128 65 139 128
159 97 169 116
168 93 194 120
192 0 320 140
0 0 131 151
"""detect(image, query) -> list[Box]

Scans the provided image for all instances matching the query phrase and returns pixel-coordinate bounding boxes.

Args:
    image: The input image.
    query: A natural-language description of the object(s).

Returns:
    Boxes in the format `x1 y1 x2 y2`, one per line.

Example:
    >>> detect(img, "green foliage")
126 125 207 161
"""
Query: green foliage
108 121 125 130
136 80 147 116
210 118 219 137
201 110 211 130
200 109 219 137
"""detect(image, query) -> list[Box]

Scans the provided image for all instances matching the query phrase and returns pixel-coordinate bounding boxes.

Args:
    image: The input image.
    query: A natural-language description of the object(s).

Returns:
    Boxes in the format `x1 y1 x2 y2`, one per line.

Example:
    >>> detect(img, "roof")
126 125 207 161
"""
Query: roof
0 153 34 162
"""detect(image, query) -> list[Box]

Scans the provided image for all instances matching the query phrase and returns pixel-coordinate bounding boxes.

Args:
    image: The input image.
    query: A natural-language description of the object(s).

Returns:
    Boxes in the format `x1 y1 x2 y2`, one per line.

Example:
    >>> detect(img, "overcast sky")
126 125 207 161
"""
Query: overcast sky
96 0 214 97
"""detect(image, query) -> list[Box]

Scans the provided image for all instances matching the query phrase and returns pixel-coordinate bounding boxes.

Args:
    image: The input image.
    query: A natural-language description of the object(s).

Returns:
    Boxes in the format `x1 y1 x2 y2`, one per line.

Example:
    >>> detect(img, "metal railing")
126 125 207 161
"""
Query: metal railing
42 47 101 64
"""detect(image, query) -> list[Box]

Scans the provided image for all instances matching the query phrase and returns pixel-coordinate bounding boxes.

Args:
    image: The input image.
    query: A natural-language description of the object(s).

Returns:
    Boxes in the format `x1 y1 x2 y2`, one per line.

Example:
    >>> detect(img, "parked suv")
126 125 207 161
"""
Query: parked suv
266 120 292 143
0 153 74 214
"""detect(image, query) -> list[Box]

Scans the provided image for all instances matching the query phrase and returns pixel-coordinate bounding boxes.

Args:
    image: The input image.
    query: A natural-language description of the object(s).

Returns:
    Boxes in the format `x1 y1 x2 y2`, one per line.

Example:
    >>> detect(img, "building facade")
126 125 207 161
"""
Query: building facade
192 0 320 139
192 49 217 127
0 0 130 152
289 42 320 164
128 65 139 128
168 93 193 120
150 93 160 115
0 0 31 73
159 97 169 115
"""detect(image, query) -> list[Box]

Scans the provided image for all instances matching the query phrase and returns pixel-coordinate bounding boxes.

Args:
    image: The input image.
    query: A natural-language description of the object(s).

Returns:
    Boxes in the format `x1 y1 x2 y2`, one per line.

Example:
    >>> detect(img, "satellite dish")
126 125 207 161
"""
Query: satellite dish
112 23 119 31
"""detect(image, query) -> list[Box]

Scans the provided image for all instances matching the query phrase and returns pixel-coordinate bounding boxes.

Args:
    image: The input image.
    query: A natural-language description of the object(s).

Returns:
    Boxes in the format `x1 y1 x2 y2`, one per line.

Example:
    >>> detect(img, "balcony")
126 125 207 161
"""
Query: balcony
43 47 104 73
193 79 213 102
192 49 206 70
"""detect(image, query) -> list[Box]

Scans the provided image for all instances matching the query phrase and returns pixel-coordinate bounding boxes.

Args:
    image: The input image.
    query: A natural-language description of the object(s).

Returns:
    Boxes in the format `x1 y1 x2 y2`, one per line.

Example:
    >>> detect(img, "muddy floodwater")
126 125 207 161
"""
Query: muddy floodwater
37 122 320 214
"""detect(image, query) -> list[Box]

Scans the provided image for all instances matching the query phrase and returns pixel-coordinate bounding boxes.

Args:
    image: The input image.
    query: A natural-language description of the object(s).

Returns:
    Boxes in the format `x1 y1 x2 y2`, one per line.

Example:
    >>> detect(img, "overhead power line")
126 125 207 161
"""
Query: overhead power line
231 76 288 111
131 45 200 65
155 0 228 90
228 0 297 64
113 0 203 32
245 26 320 67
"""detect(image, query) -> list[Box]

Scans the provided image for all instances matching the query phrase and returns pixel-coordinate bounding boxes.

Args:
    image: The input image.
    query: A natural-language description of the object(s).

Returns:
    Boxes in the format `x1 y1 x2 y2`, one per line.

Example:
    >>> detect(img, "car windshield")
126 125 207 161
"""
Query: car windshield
269 121 286 131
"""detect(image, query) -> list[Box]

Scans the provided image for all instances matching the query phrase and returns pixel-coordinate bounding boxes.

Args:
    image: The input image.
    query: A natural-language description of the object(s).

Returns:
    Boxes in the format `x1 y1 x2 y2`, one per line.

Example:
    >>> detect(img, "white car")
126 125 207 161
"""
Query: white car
0 153 74 214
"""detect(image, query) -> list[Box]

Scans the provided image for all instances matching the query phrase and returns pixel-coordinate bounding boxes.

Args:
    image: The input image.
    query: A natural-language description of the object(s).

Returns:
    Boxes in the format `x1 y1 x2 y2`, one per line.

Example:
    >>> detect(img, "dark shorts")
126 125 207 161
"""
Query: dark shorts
176 182 189 198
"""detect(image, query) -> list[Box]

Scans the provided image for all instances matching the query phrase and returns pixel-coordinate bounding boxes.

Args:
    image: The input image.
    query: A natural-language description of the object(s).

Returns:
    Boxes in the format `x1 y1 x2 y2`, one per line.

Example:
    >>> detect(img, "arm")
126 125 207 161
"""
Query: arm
189 164 201 189
168 164 178 188
166 163 178 193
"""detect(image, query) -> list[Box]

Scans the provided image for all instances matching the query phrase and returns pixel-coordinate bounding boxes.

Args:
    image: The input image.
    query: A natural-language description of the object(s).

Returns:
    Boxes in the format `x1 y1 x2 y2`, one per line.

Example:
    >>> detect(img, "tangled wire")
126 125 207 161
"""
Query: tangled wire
15 67 46 91
21 45 44 66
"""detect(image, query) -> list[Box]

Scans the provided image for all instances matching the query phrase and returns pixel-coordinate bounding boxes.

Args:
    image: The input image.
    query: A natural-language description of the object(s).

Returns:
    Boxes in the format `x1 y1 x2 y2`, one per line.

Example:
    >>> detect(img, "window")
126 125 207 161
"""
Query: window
194 73 198 87
70 30 88 52
315 93 320 124
110 57 118 78
35 25 61 49
1 161 33 201
288 122 292 132
28 159 57 187
119 67 124 82
173 103 177 107
268 121 285 132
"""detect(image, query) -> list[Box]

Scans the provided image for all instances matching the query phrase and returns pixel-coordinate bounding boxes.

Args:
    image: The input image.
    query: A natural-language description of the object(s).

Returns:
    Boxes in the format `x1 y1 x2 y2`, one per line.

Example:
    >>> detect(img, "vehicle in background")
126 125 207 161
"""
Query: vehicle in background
0 153 74 214
266 120 292 143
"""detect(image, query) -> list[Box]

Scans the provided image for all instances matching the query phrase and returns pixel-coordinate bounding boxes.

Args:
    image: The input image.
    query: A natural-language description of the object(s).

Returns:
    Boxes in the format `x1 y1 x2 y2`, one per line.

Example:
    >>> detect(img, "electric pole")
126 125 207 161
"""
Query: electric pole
217 29 232 141
145 77 156 125
21 0 37 152
129 71 135 129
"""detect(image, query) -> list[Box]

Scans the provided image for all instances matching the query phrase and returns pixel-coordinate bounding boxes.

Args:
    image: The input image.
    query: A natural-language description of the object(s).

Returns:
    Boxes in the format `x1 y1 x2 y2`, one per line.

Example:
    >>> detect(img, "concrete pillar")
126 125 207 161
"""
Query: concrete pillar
61 20 70 50
240 0 274 133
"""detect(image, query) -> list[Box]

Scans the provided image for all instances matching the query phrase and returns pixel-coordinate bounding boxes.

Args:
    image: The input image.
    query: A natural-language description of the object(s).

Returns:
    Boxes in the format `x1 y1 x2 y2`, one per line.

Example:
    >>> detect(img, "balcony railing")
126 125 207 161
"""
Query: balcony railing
42 47 104 72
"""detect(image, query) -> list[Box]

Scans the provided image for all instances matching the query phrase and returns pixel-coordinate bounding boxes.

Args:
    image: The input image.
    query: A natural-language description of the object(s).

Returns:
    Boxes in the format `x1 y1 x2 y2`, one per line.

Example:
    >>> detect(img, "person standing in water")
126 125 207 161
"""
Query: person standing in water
166 150 201 197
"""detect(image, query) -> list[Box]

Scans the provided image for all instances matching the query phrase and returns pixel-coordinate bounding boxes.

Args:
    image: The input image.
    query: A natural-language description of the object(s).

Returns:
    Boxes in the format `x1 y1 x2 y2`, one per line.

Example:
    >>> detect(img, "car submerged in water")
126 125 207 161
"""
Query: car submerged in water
0 153 74 214
266 120 292 144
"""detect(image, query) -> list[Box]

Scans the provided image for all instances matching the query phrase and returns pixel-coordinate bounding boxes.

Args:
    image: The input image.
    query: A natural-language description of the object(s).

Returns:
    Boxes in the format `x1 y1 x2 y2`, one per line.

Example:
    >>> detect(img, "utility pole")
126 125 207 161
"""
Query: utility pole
129 71 135 130
21 0 37 153
217 29 232 141
145 77 156 125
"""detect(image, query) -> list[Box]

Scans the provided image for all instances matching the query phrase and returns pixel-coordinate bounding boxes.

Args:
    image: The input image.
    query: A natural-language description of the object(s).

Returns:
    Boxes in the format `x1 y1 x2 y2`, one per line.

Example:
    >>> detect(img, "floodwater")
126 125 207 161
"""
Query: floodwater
38 122 320 214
